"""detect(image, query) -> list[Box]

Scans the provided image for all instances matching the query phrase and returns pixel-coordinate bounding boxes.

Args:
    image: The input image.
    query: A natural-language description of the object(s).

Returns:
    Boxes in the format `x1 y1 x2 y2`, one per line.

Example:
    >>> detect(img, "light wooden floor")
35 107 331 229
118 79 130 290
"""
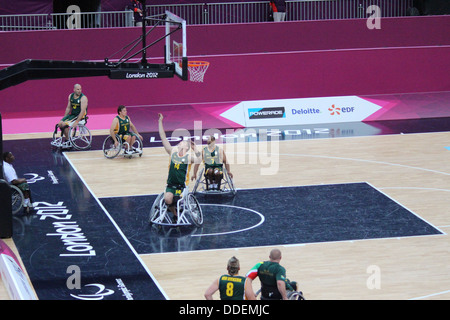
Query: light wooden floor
2 131 450 299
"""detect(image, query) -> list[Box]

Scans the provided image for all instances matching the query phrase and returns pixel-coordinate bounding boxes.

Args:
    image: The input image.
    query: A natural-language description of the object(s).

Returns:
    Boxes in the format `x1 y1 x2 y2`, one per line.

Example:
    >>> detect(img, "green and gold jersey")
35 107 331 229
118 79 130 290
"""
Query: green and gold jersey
115 115 130 135
69 93 86 117
218 274 246 300
167 148 191 188
204 145 222 169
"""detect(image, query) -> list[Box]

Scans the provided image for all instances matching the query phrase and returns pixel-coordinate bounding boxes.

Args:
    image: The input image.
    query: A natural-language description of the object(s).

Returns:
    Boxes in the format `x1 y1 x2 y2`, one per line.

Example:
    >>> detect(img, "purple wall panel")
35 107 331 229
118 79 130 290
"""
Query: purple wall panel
0 16 449 120
1 46 448 115
1 16 449 65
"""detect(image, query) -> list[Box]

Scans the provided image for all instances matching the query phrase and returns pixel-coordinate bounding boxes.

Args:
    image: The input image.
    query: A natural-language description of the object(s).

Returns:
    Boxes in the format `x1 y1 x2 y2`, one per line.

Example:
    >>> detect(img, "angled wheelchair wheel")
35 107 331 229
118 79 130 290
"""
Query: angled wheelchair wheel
10 185 24 215
149 192 165 224
69 124 92 150
192 168 204 194
103 134 122 159
223 168 236 195
51 124 63 148
133 135 144 157
187 193 203 227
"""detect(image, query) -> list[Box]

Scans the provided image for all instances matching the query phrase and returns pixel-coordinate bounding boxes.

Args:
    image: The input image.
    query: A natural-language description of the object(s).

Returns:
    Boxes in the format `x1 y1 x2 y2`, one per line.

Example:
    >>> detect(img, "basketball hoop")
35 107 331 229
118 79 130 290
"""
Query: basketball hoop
187 61 209 83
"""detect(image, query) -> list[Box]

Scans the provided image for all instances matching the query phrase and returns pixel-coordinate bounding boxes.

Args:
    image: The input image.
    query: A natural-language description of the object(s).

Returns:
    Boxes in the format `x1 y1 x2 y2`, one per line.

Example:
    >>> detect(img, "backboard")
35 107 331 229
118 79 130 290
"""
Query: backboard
165 11 188 81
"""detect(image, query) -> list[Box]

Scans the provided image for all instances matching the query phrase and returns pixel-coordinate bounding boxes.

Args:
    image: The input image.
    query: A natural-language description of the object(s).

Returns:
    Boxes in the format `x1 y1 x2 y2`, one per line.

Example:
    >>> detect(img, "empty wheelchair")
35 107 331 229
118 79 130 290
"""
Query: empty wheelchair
102 133 143 159
192 166 236 195
51 117 92 150
149 186 203 227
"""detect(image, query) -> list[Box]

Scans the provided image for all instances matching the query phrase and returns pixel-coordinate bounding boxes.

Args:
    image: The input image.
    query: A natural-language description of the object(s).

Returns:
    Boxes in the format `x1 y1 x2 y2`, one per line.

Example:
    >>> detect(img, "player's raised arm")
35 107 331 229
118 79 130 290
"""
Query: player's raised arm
158 113 172 154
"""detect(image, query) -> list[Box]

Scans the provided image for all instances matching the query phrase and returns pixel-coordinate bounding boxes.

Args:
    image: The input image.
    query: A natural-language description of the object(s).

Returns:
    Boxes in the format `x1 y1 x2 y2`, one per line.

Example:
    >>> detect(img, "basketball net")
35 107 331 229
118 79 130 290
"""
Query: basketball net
187 61 209 83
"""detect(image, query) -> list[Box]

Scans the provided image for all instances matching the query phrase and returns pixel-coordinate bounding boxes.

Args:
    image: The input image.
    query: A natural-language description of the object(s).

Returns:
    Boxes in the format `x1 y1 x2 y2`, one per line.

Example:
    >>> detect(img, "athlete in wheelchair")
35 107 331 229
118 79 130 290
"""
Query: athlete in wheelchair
102 105 143 159
192 135 236 195
245 249 305 300
2 151 33 214
51 84 92 150
149 113 203 227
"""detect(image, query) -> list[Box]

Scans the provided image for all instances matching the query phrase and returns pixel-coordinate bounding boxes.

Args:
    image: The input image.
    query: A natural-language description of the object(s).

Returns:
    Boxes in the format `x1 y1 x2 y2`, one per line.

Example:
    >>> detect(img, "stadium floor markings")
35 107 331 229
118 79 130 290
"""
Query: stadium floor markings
60 134 448 299
2 130 450 299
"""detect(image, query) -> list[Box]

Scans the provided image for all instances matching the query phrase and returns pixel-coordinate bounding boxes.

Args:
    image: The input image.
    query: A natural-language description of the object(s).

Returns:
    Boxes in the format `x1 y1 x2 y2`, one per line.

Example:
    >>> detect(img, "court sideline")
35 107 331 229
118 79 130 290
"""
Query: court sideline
1 126 449 300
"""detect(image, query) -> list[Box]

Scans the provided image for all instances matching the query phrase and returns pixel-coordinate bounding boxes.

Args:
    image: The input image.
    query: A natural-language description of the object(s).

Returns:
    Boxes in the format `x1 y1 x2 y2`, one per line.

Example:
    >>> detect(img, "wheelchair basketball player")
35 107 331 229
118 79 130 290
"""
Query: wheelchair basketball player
192 135 233 191
158 113 201 220
54 84 87 148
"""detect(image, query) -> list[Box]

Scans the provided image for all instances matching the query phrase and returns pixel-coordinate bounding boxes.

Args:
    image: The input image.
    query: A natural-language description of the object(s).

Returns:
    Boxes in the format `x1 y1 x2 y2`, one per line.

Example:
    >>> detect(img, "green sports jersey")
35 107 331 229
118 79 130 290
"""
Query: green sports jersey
116 115 130 135
246 261 291 299
204 145 222 169
69 93 86 117
167 149 191 188
218 274 246 300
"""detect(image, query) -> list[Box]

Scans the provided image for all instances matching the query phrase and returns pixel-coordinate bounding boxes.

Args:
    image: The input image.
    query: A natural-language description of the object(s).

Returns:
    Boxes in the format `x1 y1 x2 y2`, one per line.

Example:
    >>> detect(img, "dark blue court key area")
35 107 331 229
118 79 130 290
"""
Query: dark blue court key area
5 138 167 300
100 182 442 254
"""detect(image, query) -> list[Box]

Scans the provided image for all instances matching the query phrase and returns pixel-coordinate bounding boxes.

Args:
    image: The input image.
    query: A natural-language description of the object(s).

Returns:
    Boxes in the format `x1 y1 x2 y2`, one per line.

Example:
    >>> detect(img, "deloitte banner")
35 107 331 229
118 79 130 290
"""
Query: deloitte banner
220 96 382 127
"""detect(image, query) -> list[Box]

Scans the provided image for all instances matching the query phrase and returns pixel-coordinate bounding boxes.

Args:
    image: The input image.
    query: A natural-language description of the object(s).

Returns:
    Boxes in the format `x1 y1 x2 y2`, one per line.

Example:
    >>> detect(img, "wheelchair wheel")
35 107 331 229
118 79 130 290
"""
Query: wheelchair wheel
187 193 203 227
224 169 237 195
51 124 63 148
288 291 305 300
134 135 144 157
69 124 92 150
10 185 24 215
192 168 204 194
149 192 165 224
103 134 122 159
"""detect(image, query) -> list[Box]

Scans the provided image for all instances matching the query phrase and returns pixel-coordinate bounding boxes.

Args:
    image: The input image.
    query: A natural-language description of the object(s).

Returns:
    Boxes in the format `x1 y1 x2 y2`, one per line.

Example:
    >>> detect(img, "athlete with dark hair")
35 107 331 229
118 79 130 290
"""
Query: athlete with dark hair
109 105 143 155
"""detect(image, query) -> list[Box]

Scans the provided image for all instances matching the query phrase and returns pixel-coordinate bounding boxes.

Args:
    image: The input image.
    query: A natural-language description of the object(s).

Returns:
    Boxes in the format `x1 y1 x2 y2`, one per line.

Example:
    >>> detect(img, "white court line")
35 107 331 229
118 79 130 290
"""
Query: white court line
272 152 450 176
368 183 446 235
63 152 170 300
191 204 265 237
410 289 450 300
69 148 450 178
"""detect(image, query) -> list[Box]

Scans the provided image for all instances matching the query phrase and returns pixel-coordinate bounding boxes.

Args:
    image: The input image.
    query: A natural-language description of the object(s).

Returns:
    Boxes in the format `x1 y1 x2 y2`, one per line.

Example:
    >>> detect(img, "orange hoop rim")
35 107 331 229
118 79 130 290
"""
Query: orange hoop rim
187 61 210 67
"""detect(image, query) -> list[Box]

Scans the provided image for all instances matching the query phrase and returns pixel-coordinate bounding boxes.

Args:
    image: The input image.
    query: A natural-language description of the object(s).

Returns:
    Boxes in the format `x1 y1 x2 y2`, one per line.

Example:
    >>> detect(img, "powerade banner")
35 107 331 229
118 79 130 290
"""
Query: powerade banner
221 96 383 127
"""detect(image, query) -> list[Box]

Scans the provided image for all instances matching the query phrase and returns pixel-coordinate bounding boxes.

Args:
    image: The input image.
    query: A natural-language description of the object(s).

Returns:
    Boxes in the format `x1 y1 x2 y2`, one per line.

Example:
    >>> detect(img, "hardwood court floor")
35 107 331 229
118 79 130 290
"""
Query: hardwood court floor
1 131 449 300
66 131 450 300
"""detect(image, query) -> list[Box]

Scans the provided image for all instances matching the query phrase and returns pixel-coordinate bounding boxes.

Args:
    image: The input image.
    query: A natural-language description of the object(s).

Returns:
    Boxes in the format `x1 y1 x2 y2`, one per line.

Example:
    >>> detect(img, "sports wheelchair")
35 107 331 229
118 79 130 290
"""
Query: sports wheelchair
9 184 25 215
149 186 203 227
51 117 92 150
192 166 236 195
102 133 143 159
255 280 305 300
